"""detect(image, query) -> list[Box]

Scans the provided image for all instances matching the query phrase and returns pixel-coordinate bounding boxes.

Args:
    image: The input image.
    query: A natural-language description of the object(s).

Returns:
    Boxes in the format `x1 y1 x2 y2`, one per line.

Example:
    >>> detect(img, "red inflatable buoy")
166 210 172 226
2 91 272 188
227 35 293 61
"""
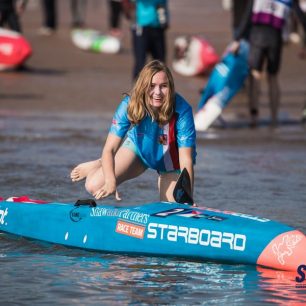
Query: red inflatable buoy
173 36 219 77
0 28 32 70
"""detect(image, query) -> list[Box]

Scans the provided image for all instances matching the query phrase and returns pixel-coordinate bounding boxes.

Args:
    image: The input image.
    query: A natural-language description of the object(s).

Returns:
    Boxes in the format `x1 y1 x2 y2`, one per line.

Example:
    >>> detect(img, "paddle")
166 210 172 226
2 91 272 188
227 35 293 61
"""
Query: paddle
173 168 194 205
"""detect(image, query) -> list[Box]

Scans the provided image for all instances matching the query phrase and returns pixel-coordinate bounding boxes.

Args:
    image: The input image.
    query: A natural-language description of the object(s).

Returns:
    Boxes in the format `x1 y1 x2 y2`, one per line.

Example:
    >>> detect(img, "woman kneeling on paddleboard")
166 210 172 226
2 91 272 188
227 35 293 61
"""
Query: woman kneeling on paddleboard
70 60 196 202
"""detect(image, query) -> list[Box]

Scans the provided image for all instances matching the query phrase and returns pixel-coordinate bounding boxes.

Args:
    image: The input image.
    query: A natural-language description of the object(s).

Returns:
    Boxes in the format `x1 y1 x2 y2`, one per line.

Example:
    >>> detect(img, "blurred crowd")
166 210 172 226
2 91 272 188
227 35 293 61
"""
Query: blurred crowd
1 0 306 127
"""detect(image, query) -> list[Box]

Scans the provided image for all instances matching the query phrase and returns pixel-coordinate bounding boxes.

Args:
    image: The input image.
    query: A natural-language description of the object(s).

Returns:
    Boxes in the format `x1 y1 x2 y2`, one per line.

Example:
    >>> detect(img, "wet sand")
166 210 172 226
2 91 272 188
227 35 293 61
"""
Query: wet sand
1 0 305 121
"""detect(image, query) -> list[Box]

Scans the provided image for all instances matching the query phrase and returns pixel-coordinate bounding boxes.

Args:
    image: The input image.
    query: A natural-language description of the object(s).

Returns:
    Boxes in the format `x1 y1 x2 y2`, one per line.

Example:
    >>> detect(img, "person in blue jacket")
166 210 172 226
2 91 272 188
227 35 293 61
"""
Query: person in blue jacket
70 60 196 202
123 0 168 79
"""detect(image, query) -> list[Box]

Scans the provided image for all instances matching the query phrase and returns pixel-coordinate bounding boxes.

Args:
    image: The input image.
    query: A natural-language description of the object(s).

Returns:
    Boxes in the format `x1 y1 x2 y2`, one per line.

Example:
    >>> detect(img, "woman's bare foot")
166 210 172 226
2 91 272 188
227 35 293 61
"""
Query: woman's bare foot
70 160 101 182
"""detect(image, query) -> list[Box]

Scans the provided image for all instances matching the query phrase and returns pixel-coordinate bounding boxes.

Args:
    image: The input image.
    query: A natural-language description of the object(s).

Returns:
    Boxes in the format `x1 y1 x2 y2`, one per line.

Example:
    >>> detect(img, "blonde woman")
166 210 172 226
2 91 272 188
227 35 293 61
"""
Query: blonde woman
70 60 196 202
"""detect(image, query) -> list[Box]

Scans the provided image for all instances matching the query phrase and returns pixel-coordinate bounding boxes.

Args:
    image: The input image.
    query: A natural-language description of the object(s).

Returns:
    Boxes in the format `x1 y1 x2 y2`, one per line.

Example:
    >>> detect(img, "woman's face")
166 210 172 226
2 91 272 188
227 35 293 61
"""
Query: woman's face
148 71 169 108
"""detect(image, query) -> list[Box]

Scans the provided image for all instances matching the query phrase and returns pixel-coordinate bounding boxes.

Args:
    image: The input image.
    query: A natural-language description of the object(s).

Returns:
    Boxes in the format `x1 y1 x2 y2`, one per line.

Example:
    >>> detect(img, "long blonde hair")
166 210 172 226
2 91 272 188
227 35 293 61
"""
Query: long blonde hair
127 60 175 125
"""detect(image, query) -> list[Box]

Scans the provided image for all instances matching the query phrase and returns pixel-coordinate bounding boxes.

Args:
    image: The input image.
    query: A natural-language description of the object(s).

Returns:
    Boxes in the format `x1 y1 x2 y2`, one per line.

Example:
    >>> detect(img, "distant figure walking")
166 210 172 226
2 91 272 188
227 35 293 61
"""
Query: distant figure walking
231 0 306 127
108 0 123 37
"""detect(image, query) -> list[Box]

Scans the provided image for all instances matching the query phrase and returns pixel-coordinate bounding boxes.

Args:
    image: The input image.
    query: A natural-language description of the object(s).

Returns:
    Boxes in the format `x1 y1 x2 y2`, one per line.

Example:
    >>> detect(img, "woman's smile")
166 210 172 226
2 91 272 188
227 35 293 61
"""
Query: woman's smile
149 71 169 108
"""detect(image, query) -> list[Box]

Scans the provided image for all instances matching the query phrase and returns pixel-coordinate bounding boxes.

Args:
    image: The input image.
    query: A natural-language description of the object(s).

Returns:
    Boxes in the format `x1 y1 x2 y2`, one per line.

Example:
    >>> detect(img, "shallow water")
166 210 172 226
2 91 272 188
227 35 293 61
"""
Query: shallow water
1 111 306 305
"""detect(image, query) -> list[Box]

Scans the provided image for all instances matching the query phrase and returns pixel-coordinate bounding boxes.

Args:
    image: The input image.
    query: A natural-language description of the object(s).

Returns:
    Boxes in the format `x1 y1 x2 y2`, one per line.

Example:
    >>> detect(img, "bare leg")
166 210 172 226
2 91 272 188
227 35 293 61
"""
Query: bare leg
158 172 180 202
85 146 147 196
267 74 280 127
70 159 101 182
249 70 261 128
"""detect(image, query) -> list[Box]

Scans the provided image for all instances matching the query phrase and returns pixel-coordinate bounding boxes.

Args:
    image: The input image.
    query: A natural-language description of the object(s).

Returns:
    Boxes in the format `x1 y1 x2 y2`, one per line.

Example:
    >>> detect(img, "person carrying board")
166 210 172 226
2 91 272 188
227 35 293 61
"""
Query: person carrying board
231 0 306 127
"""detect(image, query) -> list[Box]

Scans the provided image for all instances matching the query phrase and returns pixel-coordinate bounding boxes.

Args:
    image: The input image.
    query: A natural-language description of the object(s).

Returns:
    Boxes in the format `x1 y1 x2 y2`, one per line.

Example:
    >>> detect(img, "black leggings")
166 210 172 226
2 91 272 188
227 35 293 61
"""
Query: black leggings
108 0 122 29
132 26 166 79
248 25 282 75
42 0 57 29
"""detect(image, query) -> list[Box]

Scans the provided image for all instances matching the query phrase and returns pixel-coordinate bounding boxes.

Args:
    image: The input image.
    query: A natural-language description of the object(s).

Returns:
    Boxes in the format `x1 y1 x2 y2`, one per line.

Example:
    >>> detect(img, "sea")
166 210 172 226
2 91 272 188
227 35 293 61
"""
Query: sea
0 111 306 305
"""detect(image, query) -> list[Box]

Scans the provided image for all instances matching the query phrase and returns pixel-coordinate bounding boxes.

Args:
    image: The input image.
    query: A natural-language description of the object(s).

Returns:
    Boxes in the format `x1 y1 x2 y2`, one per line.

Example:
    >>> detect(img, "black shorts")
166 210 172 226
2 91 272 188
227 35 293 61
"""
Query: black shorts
248 25 283 75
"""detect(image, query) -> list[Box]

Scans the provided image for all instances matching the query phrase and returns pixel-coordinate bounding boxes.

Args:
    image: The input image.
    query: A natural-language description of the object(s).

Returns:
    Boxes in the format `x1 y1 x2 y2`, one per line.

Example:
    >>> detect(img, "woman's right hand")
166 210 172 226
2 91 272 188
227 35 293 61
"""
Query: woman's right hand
229 40 240 55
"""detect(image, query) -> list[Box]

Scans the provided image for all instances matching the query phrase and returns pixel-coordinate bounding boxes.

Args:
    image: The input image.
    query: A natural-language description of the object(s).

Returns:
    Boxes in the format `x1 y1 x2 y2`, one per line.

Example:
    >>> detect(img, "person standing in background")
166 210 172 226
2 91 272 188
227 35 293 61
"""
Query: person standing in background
108 0 123 37
0 0 27 32
39 0 86 35
123 0 169 80
231 0 306 128
39 0 56 35
231 0 252 38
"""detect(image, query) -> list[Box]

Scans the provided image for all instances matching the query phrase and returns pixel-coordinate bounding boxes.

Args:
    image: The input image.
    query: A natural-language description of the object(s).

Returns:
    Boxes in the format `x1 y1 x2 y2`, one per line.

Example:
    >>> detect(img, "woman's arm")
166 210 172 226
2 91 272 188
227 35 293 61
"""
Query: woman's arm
94 133 122 199
95 97 131 199
233 0 253 41
178 147 194 197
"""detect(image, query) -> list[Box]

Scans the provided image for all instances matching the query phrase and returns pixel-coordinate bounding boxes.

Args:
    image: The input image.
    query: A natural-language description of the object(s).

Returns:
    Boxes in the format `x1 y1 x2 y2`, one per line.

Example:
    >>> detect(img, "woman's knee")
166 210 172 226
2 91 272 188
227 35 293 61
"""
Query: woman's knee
84 179 98 195
84 172 104 195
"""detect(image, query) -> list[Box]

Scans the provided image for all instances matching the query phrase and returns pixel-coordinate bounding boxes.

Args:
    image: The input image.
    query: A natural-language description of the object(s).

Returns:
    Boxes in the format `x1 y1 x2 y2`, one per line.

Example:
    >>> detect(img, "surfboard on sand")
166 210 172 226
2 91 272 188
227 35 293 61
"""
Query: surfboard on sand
0 28 32 71
194 40 250 131
172 36 219 77
71 29 121 54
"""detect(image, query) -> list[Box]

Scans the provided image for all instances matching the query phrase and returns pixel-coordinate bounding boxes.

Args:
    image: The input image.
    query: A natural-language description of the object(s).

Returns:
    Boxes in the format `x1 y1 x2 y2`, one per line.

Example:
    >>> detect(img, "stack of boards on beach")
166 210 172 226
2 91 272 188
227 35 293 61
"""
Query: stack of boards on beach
71 29 121 54
0 28 32 71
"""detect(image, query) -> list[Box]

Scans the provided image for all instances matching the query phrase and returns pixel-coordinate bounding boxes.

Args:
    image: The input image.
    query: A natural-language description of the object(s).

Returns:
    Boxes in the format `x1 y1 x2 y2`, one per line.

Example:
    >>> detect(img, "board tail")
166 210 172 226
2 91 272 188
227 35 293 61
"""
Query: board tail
194 96 222 131
257 230 306 271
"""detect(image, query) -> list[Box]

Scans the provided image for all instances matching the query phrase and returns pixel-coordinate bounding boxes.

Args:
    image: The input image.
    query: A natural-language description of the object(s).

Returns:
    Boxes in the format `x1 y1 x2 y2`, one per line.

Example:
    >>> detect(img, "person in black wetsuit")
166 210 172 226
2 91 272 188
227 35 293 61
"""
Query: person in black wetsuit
231 0 252 38
108 0 123 37
231 0 306 127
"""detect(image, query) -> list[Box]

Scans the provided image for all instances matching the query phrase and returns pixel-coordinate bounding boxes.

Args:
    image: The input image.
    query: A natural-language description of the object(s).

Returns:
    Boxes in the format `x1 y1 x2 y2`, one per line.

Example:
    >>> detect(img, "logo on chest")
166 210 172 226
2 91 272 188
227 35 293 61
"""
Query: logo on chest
158 134 168 145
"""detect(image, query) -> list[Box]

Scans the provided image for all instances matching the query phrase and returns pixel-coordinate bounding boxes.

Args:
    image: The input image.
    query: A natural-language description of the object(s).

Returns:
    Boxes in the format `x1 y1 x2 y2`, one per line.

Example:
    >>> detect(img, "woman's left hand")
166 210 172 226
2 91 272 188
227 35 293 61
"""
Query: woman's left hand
94 180 117 200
